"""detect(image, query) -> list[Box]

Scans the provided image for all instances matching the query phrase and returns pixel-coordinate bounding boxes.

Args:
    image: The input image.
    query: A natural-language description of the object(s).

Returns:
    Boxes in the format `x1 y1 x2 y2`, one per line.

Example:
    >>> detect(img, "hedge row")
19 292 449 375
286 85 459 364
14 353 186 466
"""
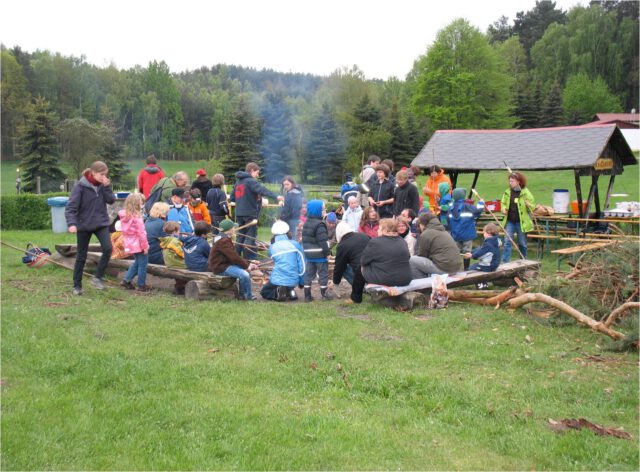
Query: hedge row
0 193 67 230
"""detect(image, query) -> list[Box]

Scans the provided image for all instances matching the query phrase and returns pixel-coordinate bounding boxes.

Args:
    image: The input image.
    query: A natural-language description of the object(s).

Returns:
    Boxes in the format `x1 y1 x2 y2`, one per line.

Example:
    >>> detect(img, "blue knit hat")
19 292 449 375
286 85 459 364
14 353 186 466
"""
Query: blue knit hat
326 212 337 224
452 188 466 201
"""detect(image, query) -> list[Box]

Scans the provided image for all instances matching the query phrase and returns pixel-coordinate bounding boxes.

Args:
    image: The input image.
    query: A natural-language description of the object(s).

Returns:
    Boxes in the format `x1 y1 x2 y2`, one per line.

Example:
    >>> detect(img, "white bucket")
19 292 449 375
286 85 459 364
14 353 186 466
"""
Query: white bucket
552 189 570 213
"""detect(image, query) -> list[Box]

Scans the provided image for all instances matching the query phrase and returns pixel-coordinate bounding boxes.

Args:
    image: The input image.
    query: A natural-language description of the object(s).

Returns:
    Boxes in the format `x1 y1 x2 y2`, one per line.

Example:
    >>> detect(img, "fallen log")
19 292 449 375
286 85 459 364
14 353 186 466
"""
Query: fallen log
604 302 640 327
508 293 626 340
185 280 238 301
448 289 502 299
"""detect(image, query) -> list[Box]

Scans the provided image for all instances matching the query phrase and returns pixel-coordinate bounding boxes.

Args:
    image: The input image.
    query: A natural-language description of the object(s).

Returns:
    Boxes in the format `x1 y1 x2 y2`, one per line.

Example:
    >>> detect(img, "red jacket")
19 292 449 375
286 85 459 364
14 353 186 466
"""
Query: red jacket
137 164 165 198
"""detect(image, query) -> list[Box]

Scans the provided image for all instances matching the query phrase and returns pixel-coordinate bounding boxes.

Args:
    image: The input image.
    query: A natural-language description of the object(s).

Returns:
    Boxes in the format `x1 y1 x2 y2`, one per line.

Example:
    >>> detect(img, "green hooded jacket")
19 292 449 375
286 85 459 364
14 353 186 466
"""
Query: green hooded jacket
500 187 535 233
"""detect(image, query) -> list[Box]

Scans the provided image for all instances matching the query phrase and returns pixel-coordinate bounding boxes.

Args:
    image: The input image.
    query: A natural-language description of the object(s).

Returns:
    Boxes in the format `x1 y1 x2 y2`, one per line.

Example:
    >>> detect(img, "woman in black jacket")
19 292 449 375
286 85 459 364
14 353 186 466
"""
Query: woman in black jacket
361 218 412 287
367 164 395 218
65 161 115 295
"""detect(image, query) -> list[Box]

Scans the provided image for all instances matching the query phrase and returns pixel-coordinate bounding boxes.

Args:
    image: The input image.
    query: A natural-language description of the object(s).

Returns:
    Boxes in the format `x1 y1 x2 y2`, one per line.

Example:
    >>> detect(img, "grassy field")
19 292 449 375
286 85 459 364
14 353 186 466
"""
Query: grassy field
1 228 638 470
3 159 638 207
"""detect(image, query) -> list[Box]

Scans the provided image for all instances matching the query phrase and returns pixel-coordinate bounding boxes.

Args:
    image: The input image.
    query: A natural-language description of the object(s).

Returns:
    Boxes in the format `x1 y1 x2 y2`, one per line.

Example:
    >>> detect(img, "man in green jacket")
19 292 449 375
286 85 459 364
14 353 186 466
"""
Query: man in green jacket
409 212 462 279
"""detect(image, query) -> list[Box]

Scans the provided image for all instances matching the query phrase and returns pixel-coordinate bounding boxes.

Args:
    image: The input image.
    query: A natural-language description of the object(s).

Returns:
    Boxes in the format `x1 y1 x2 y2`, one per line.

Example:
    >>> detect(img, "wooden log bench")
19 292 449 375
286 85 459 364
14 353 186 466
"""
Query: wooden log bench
551 241 614 269
367 259 541 310
54 244 238 301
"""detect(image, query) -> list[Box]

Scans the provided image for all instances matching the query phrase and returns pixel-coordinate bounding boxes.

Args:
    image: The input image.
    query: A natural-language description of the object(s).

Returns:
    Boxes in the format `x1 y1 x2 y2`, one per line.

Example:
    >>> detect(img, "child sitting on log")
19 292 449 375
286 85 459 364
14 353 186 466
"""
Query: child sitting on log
159 220 187 295
464 223 501 272
181 221 211 272
208 219 259 301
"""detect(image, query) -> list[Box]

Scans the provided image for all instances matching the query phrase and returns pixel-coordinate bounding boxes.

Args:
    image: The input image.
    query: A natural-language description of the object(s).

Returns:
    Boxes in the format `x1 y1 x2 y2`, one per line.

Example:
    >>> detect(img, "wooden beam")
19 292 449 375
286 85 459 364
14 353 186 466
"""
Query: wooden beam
574 170 584 217
468 171 480 198
584 175 599 224
603 174 616 211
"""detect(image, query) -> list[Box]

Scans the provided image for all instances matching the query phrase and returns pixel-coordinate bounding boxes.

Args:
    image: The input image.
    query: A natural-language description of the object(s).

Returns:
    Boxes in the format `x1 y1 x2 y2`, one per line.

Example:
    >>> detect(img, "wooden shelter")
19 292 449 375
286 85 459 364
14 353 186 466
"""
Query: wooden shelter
411 124 637 218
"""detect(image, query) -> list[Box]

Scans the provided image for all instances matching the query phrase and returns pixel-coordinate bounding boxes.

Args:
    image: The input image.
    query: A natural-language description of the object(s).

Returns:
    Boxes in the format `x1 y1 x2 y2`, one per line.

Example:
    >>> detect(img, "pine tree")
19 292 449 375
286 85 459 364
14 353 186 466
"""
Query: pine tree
304 103 346 184
99 133 129 186
18 96 66 193
352 94 381 132
260 93 294 183
514 87 539 129
540 82 564 128
222 97 262 182
386 102 410 167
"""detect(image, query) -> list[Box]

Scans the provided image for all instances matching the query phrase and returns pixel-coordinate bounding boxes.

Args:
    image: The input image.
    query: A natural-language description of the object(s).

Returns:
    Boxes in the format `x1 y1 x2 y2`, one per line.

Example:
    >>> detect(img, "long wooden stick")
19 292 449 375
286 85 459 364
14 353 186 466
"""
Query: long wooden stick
508 292 625 340
604 302 640 327
472 188 526 260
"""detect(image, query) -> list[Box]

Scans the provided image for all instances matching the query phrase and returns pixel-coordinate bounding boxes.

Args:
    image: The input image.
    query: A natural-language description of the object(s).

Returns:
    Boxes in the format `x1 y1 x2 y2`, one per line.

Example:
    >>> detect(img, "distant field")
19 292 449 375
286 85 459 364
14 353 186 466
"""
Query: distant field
2 160 638 207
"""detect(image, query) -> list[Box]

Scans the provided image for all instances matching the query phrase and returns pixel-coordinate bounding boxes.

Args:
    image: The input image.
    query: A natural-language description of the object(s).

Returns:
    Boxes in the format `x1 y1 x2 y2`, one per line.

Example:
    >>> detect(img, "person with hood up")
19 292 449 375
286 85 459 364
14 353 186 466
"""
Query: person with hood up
437 182 452 229
261 220 305 302
422 165 452 214
447 187 483 270
393 169 420 216
230 162 283 260
333 221 370 304
65 161 115 295
208 219 259 300
137 154 165 198
191 168 213 199
301 200 332 301
181 221 211 272
361 218 412 287
280 175 304 241
409 212 461 279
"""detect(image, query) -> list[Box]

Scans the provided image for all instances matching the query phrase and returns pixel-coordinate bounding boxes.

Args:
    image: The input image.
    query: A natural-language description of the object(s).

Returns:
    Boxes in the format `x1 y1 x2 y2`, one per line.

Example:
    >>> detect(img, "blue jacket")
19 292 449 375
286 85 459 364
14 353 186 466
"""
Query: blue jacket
471 235 501 272
269 234 305 287
231 171 279 218
167 205 194 234
145 217 167 265
340 182 359 206
280 185 304 223
447 200 482 242
65 174 115 231
181 235 210 272
205 186 229 218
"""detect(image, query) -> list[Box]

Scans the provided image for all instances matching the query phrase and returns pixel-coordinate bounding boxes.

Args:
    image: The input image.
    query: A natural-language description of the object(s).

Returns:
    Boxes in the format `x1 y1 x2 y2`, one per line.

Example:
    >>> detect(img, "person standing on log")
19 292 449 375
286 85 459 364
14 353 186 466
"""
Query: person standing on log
137 154 165 199
65 161 115 296
500 171 535 262
230 162 283 260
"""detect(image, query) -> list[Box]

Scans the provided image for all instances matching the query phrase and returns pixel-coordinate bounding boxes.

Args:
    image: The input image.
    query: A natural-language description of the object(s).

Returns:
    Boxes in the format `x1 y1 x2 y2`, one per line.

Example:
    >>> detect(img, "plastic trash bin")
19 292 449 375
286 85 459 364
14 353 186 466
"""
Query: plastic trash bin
47 196 69 233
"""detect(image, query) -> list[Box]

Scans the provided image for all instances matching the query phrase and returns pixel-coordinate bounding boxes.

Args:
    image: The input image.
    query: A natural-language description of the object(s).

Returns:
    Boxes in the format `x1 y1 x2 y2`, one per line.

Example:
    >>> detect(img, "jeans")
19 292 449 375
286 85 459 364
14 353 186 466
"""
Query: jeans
235 215 259 260
502 221 528 262
343 265 354 285
304 261 329 287
222 265 253 299
124 252 148 286
73 226 112 289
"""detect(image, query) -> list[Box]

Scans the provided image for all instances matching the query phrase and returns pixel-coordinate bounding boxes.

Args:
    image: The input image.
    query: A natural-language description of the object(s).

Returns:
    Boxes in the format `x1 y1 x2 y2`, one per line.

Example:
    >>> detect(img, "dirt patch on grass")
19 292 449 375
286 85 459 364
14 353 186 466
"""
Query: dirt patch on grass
8 280 36 292
336 307 370 320
414 314 435 322
362 332 402 342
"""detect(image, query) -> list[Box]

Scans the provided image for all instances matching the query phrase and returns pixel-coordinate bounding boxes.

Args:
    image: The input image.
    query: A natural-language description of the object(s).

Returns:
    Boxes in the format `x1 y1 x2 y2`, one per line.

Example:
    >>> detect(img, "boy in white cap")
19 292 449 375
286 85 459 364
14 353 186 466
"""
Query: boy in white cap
260 220 306 301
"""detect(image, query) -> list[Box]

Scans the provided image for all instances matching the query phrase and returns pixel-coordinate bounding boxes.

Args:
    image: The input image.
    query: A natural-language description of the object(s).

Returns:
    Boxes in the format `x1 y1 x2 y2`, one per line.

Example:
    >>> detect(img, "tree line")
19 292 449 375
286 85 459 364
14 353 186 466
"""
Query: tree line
1 0 636 191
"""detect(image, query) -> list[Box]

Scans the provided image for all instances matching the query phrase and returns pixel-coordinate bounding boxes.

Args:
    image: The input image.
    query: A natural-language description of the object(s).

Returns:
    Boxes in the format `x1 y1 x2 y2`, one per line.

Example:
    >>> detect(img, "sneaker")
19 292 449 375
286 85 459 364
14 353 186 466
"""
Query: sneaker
135 284 152 293
276 286 288 302
120 280 135 290
288 289 298 301
90 277 107 290
73 287 83 296
476 282 489 290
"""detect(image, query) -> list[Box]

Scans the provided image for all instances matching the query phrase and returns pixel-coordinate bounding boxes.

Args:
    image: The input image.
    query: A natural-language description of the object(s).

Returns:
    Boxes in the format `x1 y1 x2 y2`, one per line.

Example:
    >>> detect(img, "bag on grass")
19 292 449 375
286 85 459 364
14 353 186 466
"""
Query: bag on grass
428 273 449 309
21 243 51 268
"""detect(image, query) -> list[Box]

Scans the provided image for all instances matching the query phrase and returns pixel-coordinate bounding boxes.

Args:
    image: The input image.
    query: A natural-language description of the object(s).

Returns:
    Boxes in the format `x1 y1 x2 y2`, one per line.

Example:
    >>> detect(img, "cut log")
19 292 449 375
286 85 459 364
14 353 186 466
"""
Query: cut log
448 289 503 299
84 252 235 287
377 291 427 310
184 280 238 301
508 293 625 340
55 244 102 257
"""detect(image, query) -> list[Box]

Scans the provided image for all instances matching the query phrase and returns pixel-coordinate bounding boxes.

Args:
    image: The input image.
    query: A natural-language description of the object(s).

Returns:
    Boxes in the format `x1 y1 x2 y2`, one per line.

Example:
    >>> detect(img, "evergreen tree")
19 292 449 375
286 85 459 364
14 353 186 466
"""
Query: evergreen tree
18 96 66 193
513 0 568 58
540 83 564 127
304 103 345 184
260 93 295 183
222 97 261 182
386 102 410 167
99 132 129 186
514 87 539 129
352 94 381 132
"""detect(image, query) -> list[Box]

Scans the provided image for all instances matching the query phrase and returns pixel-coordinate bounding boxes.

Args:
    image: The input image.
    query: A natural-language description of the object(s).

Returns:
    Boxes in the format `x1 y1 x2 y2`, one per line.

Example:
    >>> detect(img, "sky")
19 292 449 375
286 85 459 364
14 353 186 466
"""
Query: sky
2 0 585 80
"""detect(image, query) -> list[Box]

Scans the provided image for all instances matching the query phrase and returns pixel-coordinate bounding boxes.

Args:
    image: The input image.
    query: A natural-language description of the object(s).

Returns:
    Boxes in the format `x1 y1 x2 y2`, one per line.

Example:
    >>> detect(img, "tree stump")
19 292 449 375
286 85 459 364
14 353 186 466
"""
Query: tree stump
185 280 238 301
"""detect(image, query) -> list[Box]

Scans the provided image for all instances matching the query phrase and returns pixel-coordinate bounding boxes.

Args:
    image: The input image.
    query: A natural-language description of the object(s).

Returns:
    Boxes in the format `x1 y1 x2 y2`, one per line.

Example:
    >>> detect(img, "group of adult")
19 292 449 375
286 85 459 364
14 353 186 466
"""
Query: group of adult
64 153 534 300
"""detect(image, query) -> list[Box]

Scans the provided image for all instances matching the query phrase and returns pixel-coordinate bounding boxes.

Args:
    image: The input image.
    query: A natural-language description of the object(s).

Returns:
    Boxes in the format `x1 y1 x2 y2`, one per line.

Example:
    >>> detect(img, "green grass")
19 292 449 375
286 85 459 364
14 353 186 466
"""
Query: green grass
1 229 638 470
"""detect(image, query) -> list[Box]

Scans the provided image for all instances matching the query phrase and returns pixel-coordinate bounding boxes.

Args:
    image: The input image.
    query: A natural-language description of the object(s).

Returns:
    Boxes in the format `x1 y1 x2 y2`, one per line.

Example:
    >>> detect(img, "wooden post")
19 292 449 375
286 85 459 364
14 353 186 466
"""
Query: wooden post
603 174 616 211
584 175 599 225
468 171 480 199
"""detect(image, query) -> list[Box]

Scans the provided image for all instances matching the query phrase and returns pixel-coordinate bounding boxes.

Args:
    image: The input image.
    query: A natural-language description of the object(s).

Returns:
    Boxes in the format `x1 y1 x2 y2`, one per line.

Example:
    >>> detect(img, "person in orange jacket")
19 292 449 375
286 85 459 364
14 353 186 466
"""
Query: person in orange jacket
422 165 452 215
187 188 211 224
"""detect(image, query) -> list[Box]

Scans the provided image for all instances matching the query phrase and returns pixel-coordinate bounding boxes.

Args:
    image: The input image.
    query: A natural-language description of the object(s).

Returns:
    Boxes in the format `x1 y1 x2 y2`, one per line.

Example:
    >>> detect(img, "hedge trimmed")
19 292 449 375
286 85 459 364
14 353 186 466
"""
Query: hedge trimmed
0 192 67 230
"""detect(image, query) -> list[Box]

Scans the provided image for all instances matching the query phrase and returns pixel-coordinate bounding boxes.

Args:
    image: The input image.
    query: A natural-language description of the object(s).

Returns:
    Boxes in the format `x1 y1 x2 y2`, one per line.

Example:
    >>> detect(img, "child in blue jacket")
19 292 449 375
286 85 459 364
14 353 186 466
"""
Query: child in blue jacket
464 223 501 272
181 221 211 272
447 187 483 270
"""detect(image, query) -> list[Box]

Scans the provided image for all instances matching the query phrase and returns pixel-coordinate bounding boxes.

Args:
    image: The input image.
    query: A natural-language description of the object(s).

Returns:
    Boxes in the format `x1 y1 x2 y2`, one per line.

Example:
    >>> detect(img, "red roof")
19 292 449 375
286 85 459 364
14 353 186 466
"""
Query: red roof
592 113 639 124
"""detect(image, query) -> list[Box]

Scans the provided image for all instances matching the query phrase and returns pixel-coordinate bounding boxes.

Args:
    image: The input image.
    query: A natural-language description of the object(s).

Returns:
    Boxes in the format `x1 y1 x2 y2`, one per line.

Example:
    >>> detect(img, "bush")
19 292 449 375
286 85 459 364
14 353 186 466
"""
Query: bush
0 192 67 230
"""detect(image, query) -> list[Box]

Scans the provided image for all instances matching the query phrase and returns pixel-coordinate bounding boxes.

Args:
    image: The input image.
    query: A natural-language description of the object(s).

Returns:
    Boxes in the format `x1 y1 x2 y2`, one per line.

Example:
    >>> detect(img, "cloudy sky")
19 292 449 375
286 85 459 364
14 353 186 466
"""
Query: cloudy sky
3 0 584 80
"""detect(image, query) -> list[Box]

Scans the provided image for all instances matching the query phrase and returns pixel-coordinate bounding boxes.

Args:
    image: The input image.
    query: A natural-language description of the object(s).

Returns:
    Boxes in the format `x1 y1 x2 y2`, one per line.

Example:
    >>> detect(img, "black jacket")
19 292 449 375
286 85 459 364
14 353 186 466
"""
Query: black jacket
191 177 213 200
65 174 115 231
145 217 167 265
281 186 304 222
361 235 412 286
393 182 420 216
205 186 229 217
302 216 330 260
230 171 279 218
369 178 395 218
333 231 370 284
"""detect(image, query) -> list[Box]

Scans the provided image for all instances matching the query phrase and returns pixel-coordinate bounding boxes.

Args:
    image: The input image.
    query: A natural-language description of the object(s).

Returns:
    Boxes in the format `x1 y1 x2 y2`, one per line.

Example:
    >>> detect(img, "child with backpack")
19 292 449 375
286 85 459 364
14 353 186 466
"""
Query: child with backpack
301 200 332 301
447 188 483 270
118 193 151 292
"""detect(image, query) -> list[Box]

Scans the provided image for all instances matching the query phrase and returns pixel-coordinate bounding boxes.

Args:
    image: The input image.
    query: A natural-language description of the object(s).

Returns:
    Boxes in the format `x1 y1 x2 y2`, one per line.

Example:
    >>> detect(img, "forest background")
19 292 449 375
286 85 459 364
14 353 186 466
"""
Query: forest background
1 0 638 191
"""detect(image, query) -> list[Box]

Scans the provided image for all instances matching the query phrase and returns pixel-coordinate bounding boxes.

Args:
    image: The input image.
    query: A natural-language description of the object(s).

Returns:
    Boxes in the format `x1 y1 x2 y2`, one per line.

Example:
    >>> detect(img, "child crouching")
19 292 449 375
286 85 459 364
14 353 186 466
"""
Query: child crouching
464 223 501 272
261 220 305 302
208 219 258 300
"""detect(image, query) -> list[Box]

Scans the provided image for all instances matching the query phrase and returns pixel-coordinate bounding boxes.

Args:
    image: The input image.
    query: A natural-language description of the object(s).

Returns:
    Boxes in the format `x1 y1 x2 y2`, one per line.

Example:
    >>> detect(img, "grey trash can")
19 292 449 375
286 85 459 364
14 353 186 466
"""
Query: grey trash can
47 196 69 233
